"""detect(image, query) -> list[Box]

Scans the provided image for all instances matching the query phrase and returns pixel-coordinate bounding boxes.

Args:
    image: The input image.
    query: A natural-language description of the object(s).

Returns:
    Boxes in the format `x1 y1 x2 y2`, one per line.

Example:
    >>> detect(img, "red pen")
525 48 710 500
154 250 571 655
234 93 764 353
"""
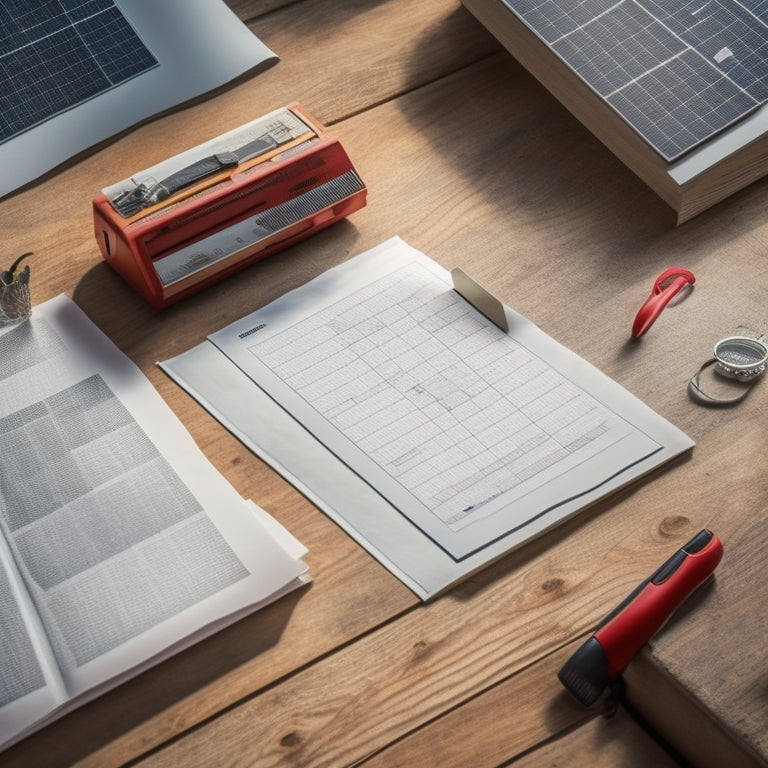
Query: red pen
558 529 723 706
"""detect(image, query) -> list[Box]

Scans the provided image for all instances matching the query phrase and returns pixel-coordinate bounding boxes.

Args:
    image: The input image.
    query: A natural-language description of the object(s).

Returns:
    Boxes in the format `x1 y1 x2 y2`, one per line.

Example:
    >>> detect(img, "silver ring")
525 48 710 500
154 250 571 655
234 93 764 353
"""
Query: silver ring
713 336 768 381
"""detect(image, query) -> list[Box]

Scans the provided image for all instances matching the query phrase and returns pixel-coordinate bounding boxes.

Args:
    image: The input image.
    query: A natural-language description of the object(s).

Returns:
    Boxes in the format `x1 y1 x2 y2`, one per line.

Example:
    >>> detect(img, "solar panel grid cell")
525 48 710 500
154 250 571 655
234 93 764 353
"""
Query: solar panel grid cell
0 0 157 143
502 0 768 160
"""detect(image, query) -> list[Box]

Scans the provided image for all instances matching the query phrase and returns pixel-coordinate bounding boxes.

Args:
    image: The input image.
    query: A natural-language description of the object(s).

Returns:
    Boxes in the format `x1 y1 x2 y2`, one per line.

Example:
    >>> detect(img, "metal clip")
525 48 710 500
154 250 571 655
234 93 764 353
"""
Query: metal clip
112 182 169 217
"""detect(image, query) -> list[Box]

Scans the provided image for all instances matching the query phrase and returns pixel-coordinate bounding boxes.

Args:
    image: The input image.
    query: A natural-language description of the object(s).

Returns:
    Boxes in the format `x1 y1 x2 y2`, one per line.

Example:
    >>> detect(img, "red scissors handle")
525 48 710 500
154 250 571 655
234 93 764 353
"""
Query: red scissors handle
632 267 695 337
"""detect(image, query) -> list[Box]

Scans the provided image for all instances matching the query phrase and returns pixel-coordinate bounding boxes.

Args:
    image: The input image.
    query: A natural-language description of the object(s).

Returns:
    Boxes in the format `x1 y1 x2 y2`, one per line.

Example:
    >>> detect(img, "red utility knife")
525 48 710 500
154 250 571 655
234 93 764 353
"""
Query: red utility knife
558 529 723 706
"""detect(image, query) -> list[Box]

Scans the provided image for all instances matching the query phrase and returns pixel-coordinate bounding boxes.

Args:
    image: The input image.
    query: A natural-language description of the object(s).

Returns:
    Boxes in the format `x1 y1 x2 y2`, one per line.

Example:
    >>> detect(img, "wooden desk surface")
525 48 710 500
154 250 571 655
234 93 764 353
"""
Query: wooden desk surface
2 1 767 766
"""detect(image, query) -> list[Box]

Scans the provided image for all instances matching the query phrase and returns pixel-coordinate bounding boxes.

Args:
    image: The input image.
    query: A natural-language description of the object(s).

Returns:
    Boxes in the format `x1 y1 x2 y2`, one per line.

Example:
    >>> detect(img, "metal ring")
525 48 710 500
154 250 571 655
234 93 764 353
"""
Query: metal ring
713 336 768 381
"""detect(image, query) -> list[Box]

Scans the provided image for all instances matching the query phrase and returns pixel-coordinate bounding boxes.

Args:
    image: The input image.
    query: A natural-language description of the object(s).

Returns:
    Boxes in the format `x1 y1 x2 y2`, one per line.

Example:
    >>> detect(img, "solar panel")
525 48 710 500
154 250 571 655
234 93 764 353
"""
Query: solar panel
502 0 768 161
0 0 157 143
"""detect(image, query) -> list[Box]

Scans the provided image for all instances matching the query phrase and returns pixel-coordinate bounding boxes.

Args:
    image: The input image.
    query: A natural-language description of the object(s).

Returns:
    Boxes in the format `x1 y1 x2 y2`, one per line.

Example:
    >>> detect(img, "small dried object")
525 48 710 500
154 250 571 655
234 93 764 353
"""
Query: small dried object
0 252 32 326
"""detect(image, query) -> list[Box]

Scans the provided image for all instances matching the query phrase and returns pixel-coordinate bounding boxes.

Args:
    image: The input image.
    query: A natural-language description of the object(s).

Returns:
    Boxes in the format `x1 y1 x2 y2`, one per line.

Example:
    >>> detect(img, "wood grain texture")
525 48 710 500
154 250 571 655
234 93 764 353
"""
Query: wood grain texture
132 510 689 768
359 639 603 768
512 708 684 768
2 0 767 766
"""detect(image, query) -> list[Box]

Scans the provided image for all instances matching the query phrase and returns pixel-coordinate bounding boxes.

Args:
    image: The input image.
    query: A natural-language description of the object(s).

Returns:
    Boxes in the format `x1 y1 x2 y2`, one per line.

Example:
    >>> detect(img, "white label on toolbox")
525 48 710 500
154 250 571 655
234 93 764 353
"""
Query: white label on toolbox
154 217 271 286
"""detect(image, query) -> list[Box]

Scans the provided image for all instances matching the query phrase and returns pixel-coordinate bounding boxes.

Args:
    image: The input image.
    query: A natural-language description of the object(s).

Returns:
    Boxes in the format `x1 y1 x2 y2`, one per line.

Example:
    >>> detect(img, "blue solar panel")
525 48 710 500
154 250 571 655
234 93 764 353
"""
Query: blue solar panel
0 0 157 143
501 0 768 161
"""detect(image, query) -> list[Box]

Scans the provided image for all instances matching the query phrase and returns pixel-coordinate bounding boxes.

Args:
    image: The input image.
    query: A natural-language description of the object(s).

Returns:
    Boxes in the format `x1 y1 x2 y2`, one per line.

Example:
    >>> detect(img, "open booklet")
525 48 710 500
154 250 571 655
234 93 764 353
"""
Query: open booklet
0 296 309 751
160 237 694 599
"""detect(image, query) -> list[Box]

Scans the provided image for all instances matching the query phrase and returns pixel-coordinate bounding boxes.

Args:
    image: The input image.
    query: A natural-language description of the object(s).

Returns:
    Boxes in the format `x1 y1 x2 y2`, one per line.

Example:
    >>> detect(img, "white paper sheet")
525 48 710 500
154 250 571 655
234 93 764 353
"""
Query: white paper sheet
161 237 694 599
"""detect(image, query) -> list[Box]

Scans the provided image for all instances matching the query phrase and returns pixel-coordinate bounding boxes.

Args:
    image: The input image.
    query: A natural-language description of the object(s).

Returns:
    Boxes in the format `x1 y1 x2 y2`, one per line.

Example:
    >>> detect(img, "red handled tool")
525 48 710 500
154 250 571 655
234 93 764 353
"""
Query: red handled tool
558 529 723 707
631 266 695 337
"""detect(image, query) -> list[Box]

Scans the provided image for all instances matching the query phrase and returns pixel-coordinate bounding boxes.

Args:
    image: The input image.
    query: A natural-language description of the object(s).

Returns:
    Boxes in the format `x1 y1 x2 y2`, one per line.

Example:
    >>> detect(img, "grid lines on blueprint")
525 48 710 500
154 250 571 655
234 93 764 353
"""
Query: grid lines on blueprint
250 263 611 530
502 0 768 161
0 0 157 143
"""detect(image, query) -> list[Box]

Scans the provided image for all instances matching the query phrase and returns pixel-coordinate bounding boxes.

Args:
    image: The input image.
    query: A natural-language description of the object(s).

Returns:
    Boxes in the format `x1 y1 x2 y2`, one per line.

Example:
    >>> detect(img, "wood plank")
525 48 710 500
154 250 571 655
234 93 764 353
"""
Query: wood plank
127 546 633 768
334 638 682 768
359 639 602 768
623 415 768 768
132 458 714 768
620 400 768 767
242 0 503 125
513 709 684 768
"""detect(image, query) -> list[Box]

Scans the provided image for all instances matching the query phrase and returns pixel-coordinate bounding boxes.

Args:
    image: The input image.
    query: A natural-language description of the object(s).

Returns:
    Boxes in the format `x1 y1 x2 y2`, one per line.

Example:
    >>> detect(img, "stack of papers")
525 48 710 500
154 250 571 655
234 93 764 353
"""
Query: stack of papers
161 237 693 599
0 296 308 751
